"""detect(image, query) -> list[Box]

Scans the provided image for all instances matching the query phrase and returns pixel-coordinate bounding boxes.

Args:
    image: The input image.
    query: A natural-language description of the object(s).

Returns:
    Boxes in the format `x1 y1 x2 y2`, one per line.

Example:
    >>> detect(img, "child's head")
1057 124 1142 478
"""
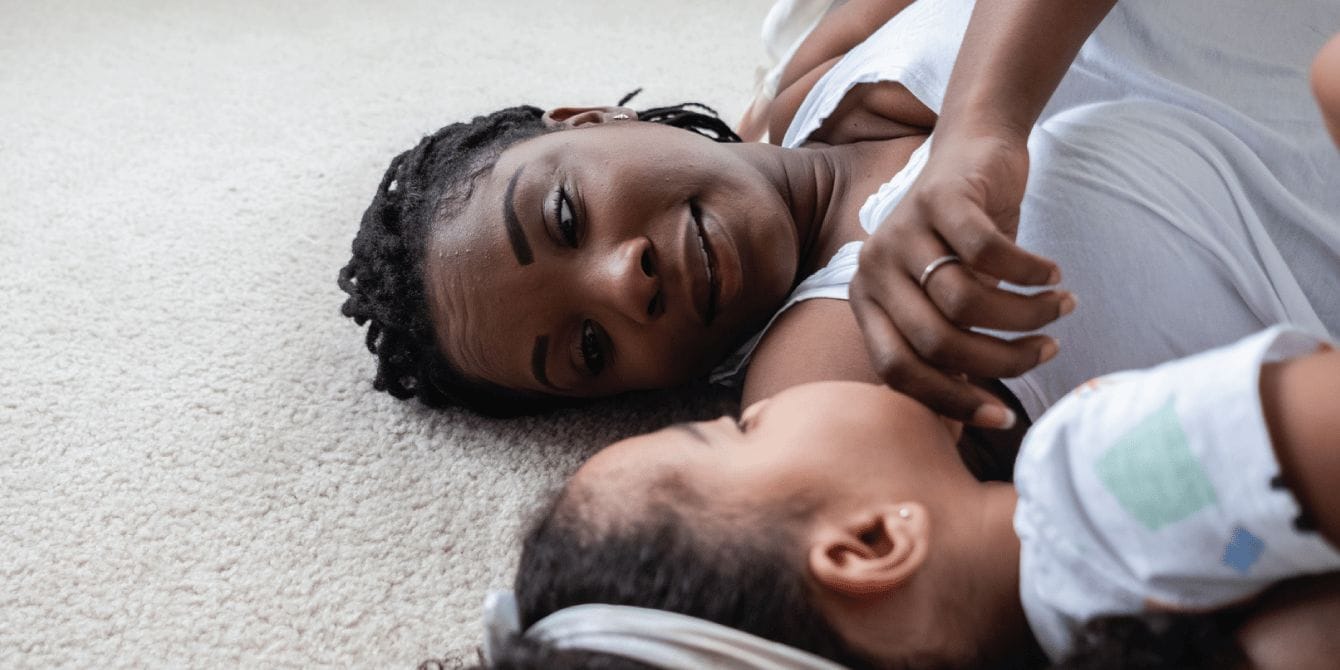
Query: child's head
497 382 1033 670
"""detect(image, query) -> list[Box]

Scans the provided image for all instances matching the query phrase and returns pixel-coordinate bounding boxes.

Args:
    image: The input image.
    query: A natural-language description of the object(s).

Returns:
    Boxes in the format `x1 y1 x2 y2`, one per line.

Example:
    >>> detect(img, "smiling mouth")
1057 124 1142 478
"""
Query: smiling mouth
690 199 719 325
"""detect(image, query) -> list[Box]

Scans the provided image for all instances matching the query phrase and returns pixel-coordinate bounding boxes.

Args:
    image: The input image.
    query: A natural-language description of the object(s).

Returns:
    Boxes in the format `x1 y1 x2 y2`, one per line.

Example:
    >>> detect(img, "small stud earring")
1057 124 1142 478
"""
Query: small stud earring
612 113 631 120
898 508 912 519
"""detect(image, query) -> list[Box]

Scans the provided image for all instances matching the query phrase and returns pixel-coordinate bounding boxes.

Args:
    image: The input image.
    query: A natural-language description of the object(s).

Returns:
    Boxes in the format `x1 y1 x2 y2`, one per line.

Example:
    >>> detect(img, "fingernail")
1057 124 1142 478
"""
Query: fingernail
1046 267 1062 285
1039 338 1060 364
1058 293 1077 316
973 404 1017 430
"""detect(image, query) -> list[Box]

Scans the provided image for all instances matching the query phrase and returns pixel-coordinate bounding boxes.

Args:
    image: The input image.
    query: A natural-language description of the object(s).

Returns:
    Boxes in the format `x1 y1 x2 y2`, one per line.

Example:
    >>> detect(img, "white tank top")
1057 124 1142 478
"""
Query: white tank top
713 0 1340 421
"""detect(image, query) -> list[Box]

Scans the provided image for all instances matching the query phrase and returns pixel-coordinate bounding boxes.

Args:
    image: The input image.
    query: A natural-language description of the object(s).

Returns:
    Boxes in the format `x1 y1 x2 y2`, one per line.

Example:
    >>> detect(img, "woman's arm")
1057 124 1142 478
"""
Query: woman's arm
746 2 1117 409
850 0 1116 429
936 0 1119 141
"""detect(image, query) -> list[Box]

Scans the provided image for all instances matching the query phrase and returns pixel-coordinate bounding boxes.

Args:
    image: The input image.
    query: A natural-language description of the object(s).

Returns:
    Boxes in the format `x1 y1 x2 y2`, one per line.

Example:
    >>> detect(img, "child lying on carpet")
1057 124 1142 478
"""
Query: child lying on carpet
462 326 1340 670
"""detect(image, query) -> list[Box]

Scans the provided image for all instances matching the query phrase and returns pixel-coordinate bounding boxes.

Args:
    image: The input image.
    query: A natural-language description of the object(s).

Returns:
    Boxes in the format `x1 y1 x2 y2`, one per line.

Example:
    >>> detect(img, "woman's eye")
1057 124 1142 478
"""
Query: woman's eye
580 320 605 375
555 186 578 247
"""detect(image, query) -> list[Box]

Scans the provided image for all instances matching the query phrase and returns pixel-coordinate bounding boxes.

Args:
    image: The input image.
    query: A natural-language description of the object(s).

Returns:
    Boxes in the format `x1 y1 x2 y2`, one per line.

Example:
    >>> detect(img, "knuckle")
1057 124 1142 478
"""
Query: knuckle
998 355 1035 378
957 232 998 266
914 329 953 365
937 393 974 419
859 242 893 266
874 352 910 384
939 285 979 324
915 375 959 413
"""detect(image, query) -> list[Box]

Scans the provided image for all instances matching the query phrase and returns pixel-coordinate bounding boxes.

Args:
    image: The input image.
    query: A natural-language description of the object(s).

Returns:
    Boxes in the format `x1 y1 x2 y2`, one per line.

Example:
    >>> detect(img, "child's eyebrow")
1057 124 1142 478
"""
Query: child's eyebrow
670 422 710 445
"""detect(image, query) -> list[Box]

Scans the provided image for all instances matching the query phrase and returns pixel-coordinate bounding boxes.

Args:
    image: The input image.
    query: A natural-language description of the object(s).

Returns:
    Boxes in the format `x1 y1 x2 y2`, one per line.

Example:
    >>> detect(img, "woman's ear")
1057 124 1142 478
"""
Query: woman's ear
542 106 639 128
807 503 931 597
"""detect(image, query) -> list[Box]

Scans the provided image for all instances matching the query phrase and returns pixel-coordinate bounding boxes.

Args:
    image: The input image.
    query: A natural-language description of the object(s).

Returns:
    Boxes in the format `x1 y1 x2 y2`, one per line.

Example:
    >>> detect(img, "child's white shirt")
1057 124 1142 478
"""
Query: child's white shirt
1013 326 1340 662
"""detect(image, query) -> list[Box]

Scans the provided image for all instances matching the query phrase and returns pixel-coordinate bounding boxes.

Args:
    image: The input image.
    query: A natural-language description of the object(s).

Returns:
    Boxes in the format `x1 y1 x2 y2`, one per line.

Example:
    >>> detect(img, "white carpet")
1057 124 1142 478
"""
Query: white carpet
0 1 767 666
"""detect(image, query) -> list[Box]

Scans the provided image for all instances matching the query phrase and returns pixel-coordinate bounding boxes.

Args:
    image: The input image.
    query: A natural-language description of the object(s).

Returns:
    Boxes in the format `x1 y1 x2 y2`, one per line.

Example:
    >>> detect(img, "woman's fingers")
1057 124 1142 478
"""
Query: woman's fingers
897 219 1072 332
851 134 1066 426
882 268 1059 379
850 283 1014 428
927 269 1076 331
936 203 1059 287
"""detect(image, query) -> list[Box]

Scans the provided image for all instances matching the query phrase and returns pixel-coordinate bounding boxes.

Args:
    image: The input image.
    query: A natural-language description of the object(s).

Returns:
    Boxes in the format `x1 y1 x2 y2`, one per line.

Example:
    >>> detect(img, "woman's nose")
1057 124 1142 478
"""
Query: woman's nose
597 236 663 324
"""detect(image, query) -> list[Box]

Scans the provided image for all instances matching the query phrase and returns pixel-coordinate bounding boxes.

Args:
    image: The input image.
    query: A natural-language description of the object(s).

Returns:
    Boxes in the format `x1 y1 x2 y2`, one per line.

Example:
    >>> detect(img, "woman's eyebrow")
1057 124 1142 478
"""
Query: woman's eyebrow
503 165 533 266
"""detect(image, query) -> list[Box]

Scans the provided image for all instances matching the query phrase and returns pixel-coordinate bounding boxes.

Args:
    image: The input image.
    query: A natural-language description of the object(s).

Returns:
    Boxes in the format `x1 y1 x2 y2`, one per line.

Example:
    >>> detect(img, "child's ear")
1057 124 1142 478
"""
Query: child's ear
542 106 638 128
807 503 931 597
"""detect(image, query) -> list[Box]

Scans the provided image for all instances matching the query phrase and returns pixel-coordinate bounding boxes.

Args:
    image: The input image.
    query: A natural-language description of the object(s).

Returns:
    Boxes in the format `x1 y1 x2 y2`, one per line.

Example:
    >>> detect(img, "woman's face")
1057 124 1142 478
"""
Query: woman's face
423 121 800 398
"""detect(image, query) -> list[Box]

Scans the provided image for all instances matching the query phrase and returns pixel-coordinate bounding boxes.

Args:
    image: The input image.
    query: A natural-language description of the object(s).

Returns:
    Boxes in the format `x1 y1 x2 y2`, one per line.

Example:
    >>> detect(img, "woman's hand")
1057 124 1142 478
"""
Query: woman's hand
849 128 1075 429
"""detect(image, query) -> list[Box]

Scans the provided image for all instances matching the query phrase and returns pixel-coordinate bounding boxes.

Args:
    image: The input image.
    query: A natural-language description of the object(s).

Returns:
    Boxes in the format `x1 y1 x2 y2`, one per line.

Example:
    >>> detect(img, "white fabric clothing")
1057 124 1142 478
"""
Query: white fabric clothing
755 0 848 102
1013 326 1340 661
713 0 1340 419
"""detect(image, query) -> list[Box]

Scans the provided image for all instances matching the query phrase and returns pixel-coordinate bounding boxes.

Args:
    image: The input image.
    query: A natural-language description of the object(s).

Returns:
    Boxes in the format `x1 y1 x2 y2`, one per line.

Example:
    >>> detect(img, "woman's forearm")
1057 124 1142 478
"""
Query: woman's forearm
938 0 1118 140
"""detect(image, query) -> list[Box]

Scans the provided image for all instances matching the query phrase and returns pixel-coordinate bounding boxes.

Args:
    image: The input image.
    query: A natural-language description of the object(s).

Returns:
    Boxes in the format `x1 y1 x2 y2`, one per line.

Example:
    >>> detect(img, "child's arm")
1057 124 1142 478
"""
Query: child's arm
1236 574 1340 670
1312 32 1340 147
1260 346 1340 549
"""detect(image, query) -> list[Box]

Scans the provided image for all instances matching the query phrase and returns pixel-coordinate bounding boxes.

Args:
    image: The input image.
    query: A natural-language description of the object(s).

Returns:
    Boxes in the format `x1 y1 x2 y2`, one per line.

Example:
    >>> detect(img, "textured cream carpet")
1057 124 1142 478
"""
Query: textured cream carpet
0 1 768 666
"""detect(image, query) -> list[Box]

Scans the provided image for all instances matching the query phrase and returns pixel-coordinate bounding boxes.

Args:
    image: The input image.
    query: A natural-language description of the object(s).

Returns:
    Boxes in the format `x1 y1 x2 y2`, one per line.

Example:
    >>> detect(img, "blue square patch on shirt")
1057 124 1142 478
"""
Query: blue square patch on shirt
1222 526 1266 574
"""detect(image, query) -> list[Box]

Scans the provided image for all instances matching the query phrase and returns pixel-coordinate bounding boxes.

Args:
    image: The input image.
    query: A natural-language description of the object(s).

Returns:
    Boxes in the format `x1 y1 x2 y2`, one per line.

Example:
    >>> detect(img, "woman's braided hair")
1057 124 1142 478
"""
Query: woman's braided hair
338 93 740 416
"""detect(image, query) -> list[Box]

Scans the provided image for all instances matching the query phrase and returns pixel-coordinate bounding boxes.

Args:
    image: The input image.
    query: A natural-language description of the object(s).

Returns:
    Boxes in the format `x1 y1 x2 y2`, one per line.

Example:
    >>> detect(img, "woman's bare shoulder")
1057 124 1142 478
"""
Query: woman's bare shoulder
740 298 878 405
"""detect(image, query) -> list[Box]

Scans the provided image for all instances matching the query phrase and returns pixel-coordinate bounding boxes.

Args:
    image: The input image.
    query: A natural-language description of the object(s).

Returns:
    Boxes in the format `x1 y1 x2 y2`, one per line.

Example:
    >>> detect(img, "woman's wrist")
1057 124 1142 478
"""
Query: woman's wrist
935 114 1030 152
936 0 1118 146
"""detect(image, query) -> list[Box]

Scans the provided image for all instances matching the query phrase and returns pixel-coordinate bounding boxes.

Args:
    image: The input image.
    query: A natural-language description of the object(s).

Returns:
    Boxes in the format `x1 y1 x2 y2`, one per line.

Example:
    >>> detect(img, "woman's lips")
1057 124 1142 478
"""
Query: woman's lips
686 201 714 326
698 204 740 324
683 199 741 328
690 201 719 324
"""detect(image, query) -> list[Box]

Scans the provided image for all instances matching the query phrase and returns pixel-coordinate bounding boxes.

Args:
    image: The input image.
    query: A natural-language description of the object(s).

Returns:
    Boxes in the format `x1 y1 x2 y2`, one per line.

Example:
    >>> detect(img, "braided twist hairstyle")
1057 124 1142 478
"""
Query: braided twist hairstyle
338 97 740 416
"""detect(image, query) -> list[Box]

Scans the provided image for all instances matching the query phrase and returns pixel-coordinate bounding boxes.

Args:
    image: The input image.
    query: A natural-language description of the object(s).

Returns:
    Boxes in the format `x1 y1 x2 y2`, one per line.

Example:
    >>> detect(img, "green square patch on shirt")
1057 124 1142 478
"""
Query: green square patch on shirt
1094 400 1217 531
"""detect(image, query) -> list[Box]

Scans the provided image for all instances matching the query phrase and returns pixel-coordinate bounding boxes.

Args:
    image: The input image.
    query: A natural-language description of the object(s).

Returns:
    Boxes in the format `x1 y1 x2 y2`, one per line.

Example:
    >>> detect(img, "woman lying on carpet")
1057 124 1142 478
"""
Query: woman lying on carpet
462 326 1340 669
338 0 1340 460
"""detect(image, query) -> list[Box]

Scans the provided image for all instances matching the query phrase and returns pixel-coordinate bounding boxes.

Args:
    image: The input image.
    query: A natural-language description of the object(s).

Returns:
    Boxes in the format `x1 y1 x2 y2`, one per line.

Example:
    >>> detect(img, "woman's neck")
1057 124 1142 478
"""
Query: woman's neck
732 135 928 284
781 137 929 278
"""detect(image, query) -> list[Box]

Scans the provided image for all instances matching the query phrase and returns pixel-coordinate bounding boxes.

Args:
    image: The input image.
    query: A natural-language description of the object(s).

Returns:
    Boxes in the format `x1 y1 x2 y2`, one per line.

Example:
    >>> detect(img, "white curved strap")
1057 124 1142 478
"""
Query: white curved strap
482 591 522 664
482 590 847 670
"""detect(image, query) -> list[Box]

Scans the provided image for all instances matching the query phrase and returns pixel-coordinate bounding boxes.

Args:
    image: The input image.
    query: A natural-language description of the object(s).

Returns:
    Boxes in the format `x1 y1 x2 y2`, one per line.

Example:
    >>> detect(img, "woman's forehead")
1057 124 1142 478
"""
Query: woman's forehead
499 120 705 166
422 201 542 391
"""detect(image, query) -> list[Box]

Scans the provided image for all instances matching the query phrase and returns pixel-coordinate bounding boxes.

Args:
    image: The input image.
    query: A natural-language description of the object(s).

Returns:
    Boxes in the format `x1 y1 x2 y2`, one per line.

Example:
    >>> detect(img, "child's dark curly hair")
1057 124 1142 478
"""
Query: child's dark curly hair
337 94 740 416
1055 612 1244 669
